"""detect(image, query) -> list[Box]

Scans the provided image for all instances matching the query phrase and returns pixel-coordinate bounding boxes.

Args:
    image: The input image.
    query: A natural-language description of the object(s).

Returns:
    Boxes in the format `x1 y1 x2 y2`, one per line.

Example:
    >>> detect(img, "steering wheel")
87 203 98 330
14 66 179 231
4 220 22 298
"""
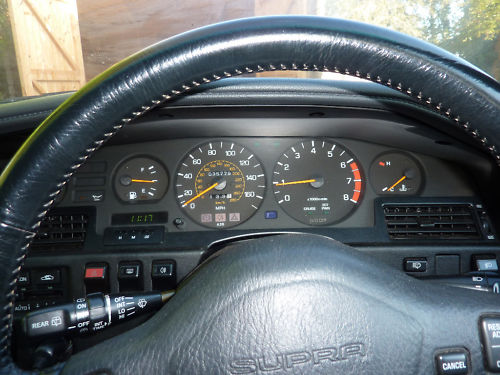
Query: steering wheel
1 16 500 375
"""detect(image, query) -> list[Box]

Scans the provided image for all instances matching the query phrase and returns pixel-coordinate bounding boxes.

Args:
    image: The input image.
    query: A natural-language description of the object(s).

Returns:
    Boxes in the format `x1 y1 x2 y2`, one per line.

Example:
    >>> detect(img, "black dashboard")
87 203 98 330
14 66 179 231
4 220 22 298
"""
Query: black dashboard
67 136 477 232
3 78 500 368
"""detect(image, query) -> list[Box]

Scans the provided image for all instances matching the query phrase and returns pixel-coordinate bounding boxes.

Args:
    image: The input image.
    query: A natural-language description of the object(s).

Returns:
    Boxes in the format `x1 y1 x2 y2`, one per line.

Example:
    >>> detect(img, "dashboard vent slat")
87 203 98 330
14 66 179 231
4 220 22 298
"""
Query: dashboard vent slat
32 213 88 250
384 204 480 240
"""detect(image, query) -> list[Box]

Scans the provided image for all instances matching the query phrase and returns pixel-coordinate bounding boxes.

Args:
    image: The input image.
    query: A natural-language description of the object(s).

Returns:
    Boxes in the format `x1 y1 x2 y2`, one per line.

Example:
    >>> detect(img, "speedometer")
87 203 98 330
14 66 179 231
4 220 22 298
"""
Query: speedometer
273 139 363 225
175 141 266 228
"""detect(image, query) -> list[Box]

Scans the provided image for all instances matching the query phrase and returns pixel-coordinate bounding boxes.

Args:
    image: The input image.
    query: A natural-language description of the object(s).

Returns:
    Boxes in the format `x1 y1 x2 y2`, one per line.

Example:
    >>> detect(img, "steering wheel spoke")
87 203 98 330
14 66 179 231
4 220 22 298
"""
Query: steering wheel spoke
56 234 499 374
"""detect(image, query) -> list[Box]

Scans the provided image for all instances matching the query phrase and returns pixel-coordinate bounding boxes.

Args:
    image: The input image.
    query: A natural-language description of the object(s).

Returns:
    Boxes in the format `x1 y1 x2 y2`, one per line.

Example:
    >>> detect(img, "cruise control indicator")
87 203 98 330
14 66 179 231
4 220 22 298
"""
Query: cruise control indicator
175 141 266 228
273 139 363 225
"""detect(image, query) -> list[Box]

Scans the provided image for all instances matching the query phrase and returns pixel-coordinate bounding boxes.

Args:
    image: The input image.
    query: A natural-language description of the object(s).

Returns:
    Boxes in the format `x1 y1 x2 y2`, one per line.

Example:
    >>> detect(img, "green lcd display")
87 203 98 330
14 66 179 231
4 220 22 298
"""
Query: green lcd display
111 212 168 225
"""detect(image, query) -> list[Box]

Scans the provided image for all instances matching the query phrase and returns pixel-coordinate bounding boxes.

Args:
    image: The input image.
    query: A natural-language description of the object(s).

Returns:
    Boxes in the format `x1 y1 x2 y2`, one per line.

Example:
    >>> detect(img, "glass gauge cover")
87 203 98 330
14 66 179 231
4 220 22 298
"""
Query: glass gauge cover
114 157 168 203
272 139 363 225
175 141 266 229
370 152 423 195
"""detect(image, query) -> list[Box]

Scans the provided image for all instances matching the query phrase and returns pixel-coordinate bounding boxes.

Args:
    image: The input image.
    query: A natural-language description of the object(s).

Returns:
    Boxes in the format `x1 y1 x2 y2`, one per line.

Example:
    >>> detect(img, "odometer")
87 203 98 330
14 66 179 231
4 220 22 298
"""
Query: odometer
175 141 266 228
273 139 363 225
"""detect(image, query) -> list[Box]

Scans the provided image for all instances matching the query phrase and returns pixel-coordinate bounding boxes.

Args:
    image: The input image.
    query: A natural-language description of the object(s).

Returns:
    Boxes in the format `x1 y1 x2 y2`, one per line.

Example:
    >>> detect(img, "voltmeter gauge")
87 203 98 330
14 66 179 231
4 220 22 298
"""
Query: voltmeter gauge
370 152 423 195
114 157 168 203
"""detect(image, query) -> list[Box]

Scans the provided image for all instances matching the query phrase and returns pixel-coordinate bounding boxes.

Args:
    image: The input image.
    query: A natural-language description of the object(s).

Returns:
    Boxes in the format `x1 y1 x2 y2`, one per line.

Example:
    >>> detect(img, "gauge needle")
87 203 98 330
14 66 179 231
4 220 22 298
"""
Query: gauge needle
131 179 157 183
383 175 407 192
182 182 218 207
274 179 316 186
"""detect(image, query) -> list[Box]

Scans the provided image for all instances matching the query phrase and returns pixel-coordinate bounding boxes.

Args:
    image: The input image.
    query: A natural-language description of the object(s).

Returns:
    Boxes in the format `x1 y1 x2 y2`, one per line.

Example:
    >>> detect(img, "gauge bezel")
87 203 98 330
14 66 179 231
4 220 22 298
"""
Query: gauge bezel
369 150 425 196
113 154 169 204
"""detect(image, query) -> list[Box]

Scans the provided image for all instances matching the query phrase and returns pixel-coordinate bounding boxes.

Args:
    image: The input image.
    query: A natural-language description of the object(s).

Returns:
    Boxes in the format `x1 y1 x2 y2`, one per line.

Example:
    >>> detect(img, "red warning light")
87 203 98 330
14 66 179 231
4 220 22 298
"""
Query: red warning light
378 161 385 167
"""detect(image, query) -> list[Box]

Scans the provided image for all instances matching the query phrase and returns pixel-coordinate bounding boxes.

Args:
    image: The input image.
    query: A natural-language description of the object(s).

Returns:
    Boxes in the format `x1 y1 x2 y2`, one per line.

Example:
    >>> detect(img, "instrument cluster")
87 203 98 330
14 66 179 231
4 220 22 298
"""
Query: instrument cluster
111 137 425 229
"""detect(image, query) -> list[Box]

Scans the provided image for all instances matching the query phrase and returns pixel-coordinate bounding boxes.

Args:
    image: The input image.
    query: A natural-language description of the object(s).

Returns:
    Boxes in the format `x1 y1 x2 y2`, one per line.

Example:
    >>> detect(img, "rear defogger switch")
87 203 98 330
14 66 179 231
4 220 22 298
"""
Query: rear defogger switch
480 316 500 372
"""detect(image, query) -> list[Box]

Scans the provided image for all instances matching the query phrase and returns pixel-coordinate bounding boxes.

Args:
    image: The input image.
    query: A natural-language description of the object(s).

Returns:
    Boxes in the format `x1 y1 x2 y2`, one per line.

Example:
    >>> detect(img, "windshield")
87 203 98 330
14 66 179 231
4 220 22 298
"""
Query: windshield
0 0 498 100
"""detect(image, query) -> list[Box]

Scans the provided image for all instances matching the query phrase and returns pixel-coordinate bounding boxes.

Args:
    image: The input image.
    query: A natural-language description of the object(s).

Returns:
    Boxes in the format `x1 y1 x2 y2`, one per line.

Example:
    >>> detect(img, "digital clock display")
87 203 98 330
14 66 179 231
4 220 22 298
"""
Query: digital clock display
111 212 168 226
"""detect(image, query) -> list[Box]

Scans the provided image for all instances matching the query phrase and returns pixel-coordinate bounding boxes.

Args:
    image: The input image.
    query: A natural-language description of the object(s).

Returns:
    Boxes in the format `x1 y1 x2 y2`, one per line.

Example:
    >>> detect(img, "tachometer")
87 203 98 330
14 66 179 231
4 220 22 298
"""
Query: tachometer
175 141 266 228
273 139 363 225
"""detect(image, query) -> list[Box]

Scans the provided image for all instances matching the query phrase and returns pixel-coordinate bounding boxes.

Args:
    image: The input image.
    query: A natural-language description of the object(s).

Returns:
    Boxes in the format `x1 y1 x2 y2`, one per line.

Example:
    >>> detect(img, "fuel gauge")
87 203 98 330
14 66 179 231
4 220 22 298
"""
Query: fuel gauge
370 152 423 195
114 157 168 203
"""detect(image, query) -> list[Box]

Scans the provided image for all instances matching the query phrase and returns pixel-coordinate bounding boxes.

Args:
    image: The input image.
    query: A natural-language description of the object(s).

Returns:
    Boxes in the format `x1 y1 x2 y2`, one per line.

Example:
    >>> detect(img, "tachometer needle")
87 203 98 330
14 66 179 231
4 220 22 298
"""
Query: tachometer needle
182 182 218 207
383 175 407 192
131 179 157 183
274 179 316 186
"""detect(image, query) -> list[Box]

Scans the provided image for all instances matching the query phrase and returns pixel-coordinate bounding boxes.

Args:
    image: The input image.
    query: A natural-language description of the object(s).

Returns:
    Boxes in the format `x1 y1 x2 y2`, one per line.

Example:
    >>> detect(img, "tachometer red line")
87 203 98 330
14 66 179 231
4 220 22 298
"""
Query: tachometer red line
350 162 362 202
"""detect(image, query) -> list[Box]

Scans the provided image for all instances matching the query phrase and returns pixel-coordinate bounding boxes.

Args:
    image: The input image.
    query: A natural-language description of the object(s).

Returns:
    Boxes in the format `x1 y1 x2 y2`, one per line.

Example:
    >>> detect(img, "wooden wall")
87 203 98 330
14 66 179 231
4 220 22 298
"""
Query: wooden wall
8 0 86 96
8 0 317 95
77 0 316 81
77 0 256 81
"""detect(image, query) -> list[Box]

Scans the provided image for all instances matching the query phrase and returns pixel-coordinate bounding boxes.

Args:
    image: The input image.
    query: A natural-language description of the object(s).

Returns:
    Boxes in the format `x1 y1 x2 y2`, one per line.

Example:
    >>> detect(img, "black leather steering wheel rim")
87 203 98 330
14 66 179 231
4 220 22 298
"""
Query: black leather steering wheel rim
0 16 499 374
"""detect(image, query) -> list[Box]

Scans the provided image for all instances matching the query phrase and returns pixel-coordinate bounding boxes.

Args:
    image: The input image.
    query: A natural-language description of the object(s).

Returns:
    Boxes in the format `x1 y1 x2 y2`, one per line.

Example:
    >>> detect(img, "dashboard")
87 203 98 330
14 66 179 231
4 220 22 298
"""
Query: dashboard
65 136 477 232
3 78 500 368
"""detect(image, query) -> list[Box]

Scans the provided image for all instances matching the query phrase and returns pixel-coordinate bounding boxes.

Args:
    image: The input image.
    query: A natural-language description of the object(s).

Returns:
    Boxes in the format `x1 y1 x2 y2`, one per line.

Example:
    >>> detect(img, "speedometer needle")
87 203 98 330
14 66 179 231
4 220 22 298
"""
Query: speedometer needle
383 175 407 192
182 182 218 207
274 179 316 186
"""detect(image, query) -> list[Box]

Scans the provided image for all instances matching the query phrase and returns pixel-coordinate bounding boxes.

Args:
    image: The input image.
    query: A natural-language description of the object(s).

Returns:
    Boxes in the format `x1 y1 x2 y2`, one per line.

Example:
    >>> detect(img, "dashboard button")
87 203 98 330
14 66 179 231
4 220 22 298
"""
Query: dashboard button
84 264 109 294
436 255 460 276
152 262 174 277
33 269 61 285
481 317 500 372
475 257 498 272
141 230 152 241
152 261 176 290
85 267 106 280
118 263 141 279
128 231 139 242
404 258 427 272
113 231 126 242
118 262 143 292
435 350 470 374
104 227 164 245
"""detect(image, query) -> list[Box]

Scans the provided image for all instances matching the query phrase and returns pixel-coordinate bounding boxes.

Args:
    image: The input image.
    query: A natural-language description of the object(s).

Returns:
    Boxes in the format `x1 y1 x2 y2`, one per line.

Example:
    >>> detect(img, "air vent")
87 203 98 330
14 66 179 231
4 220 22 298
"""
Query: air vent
32 213 88 250
384 204 480 240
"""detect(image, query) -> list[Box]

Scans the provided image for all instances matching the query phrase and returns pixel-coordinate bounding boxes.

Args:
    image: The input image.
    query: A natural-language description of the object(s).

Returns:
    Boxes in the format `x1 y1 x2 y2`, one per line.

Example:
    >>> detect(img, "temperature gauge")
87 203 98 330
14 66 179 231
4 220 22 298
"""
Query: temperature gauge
370 152 423 195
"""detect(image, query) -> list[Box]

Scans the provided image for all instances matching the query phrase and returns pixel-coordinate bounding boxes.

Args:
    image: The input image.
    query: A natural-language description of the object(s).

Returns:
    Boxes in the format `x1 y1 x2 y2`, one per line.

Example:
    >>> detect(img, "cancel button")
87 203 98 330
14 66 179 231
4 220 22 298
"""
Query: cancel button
436 351 470 375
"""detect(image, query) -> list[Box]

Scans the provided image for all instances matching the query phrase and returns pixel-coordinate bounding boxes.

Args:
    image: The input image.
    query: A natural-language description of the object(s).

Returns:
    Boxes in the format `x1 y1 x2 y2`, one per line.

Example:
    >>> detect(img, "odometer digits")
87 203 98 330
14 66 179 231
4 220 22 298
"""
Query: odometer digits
273 139 363 225
175 141 266 228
